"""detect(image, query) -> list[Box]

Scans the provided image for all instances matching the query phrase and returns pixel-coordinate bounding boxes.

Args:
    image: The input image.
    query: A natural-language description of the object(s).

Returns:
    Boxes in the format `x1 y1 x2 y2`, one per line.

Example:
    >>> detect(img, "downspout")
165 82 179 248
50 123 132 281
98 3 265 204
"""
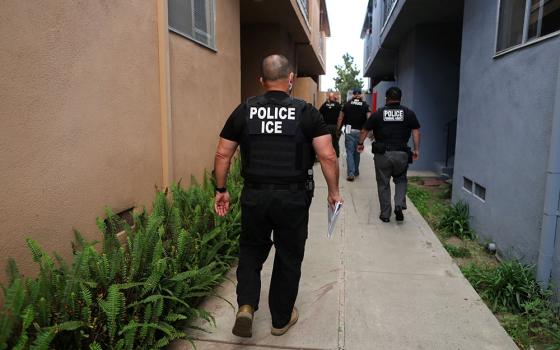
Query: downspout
156 0 174 188
536 55 560 289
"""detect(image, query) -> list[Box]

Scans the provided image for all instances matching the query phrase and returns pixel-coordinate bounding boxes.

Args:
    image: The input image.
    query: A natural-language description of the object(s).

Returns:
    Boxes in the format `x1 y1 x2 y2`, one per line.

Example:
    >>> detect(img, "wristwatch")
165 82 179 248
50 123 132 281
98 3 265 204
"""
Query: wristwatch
215 186 227 193
357 142 364 146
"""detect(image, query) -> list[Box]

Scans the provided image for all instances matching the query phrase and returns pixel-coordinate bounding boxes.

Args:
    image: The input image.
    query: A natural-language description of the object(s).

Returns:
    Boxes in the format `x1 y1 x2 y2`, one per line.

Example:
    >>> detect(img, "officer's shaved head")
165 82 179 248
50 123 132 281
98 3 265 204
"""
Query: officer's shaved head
261 55 293 81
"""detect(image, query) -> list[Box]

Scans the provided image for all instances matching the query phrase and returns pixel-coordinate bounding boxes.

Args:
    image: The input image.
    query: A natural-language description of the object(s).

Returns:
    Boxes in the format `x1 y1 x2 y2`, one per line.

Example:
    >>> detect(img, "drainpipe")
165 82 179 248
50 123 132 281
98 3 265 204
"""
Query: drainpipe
156 0 174 188
536 56 560 289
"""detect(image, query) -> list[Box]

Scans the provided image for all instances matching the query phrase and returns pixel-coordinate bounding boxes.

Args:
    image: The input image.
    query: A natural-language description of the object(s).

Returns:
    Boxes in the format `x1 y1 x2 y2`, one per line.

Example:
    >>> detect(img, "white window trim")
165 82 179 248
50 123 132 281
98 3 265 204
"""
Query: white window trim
494 0 560 57
473 191 487 203
494 30 560 57
169 0 217 52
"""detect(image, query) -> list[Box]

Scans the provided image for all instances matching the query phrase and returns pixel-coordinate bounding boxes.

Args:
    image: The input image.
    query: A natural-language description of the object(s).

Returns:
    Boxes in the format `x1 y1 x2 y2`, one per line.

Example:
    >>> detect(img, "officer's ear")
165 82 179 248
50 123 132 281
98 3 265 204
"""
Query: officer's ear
259 77 265 87
288 72 294 84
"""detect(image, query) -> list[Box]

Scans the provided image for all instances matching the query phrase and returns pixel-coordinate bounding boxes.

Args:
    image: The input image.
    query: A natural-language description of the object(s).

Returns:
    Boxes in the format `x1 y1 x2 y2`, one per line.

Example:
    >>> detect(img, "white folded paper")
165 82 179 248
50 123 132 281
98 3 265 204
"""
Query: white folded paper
327 201 343 239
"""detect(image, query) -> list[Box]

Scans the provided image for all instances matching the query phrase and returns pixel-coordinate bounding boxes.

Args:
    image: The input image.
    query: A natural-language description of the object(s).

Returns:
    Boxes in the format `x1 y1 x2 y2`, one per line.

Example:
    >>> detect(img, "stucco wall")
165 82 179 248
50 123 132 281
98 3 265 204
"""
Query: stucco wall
241 24 296 100
409 24 461 172
169 0 241 183
384 23 462 173
293 77 319 106
396 30 416 107
452 0 560 265
0 1 163 280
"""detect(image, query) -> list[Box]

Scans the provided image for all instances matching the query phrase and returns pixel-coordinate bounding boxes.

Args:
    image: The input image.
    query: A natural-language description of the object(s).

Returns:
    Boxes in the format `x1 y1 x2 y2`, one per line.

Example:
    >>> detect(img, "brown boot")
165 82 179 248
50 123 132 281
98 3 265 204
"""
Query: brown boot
232 305 254 338
271 307 299 336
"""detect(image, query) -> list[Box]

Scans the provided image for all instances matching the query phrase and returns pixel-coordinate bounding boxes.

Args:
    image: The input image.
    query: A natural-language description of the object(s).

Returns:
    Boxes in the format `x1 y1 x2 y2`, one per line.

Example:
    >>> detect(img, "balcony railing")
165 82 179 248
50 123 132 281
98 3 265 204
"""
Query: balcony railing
297 0 309 23
364 32 374 69
382 0 398 27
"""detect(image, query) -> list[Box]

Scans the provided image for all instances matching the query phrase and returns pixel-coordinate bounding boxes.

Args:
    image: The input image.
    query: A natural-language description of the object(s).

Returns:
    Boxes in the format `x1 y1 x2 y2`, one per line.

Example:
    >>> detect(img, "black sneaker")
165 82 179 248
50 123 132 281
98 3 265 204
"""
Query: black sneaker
395 206 404 221
346 176 355 182
379 215 390 223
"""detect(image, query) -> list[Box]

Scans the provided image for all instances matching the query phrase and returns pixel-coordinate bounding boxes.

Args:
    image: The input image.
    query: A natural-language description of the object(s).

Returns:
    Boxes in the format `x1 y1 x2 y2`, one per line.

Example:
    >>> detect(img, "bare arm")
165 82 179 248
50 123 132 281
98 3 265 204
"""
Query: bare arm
312 134 342 206
214 138 238 216
357 129 369 153
412 128 421 160
336 111 345 130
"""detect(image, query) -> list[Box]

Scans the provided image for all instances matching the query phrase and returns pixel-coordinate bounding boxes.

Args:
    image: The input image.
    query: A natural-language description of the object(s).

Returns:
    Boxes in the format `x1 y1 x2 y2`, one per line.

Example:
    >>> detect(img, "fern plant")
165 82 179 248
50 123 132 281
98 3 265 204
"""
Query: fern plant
0 160 243 349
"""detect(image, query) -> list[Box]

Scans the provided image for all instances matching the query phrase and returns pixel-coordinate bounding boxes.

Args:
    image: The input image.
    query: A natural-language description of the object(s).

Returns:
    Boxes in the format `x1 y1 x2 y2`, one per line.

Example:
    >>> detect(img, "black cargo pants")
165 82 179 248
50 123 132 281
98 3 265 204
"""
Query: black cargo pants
236 187 311 328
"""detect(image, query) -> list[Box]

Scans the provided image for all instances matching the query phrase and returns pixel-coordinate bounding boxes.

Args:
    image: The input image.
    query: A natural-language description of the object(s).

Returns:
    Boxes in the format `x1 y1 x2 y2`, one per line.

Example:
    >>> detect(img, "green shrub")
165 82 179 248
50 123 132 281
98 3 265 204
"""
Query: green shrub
0 162 243 350
501 299 558 349
443 243 471 258
461 261 544 313
438 201 475 240
462 261 560 348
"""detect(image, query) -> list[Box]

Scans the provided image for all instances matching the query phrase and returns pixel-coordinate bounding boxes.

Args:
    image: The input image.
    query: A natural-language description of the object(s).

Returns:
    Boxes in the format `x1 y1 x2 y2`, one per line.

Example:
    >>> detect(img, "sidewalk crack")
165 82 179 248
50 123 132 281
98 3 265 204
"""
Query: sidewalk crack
337 204 346 350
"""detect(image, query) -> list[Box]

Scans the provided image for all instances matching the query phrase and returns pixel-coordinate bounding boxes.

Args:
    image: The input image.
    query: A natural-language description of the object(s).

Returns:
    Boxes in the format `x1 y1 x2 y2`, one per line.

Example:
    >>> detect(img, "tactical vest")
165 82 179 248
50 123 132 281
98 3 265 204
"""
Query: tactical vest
241 95 313 184
376 105 412 146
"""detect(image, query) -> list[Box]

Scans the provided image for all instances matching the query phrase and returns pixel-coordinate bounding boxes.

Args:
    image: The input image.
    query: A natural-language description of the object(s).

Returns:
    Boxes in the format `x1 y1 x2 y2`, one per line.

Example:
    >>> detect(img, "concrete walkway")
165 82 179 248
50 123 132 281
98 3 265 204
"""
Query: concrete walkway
171 143 518 350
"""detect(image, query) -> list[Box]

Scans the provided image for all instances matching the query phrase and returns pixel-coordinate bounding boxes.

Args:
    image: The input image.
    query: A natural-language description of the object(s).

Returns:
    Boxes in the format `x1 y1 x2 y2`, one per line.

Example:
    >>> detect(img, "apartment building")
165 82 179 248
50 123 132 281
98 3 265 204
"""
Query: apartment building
0 0 329 282
361 0 560 294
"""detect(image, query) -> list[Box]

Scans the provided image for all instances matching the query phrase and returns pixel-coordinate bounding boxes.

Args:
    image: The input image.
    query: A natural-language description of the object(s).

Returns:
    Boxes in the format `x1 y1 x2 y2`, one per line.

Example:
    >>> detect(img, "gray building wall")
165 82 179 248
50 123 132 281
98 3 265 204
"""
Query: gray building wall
408 24 461 172
372 81 394 110
380 24 461 172
452 0 560 268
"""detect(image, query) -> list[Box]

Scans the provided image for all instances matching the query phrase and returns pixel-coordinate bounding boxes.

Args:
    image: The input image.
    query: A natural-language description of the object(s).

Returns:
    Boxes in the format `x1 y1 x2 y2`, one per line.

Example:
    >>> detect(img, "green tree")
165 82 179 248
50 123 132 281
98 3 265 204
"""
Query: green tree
334 53 364 100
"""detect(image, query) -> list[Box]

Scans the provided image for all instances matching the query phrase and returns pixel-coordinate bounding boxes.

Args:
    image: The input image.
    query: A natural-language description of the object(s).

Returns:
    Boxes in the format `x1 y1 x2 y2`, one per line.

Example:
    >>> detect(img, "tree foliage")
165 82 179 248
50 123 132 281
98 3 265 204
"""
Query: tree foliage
333 53 364 100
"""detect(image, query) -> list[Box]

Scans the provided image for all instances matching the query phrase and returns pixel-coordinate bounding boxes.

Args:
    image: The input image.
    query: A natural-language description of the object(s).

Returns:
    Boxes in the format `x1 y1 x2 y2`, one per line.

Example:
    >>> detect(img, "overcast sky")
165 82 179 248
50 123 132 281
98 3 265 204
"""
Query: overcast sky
320 0 370 91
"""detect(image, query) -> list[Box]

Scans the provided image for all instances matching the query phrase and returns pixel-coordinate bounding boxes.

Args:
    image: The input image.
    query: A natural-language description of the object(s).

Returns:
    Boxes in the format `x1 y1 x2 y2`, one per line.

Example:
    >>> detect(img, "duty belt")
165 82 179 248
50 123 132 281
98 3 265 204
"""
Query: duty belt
385 144 408 152
244 182 307 191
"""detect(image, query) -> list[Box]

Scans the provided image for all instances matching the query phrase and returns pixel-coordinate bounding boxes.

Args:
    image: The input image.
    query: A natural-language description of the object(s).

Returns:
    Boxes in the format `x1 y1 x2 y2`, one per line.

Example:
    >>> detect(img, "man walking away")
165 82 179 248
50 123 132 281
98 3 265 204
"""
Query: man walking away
337 89 371 181
319 92 342 157
213 54 342 338
357 87 420 222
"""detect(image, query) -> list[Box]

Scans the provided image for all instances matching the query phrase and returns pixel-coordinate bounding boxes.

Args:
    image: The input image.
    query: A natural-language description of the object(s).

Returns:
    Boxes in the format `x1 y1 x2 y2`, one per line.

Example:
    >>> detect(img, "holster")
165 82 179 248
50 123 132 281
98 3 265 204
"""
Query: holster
407 147 413 164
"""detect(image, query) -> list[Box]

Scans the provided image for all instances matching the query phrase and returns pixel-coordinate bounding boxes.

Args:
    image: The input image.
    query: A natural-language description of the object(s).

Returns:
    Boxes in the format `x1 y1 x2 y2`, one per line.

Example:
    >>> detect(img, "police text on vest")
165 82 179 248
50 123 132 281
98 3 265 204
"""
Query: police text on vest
249 107 296 134
383 109 404 121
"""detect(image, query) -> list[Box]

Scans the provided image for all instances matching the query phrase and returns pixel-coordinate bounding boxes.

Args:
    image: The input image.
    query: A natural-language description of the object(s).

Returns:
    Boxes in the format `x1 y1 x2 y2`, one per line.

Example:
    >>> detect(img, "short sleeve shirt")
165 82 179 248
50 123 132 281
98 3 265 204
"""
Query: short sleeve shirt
319 101 342 125
220 91 330 142
363 103 420 142
341 98 370 129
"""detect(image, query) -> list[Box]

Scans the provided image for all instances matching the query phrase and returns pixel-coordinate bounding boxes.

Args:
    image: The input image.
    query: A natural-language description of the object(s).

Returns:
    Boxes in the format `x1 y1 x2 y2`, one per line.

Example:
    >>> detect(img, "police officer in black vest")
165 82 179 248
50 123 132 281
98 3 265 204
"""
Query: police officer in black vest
319 92 342 157
214 55 342 338
337 89 371 181
357 87 421 222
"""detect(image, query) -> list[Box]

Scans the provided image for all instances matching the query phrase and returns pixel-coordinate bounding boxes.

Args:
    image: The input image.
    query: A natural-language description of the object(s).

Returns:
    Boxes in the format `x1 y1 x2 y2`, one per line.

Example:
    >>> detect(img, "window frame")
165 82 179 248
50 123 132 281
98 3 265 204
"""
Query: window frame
463 177 474 193
494 0 560 57
169 0 217 52
473 183 487 202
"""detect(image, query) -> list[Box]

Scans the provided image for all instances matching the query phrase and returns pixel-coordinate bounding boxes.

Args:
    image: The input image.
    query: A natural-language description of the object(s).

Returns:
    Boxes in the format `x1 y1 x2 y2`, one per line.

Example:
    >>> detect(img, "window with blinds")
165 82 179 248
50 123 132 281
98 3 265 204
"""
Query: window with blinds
169 0 216 50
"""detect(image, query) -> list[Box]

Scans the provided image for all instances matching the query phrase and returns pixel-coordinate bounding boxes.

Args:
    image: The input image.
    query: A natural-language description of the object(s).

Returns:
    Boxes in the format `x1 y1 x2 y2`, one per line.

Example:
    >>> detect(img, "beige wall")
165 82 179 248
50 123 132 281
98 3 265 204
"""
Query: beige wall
293 77 319 107
0 1 163 280
169 0 241 183
309 0 325 65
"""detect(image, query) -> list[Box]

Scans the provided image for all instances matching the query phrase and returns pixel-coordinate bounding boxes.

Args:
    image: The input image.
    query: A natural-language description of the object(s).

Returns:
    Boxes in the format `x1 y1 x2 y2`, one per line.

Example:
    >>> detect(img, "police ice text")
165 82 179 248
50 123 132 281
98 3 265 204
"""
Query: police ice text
250 106 296 134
